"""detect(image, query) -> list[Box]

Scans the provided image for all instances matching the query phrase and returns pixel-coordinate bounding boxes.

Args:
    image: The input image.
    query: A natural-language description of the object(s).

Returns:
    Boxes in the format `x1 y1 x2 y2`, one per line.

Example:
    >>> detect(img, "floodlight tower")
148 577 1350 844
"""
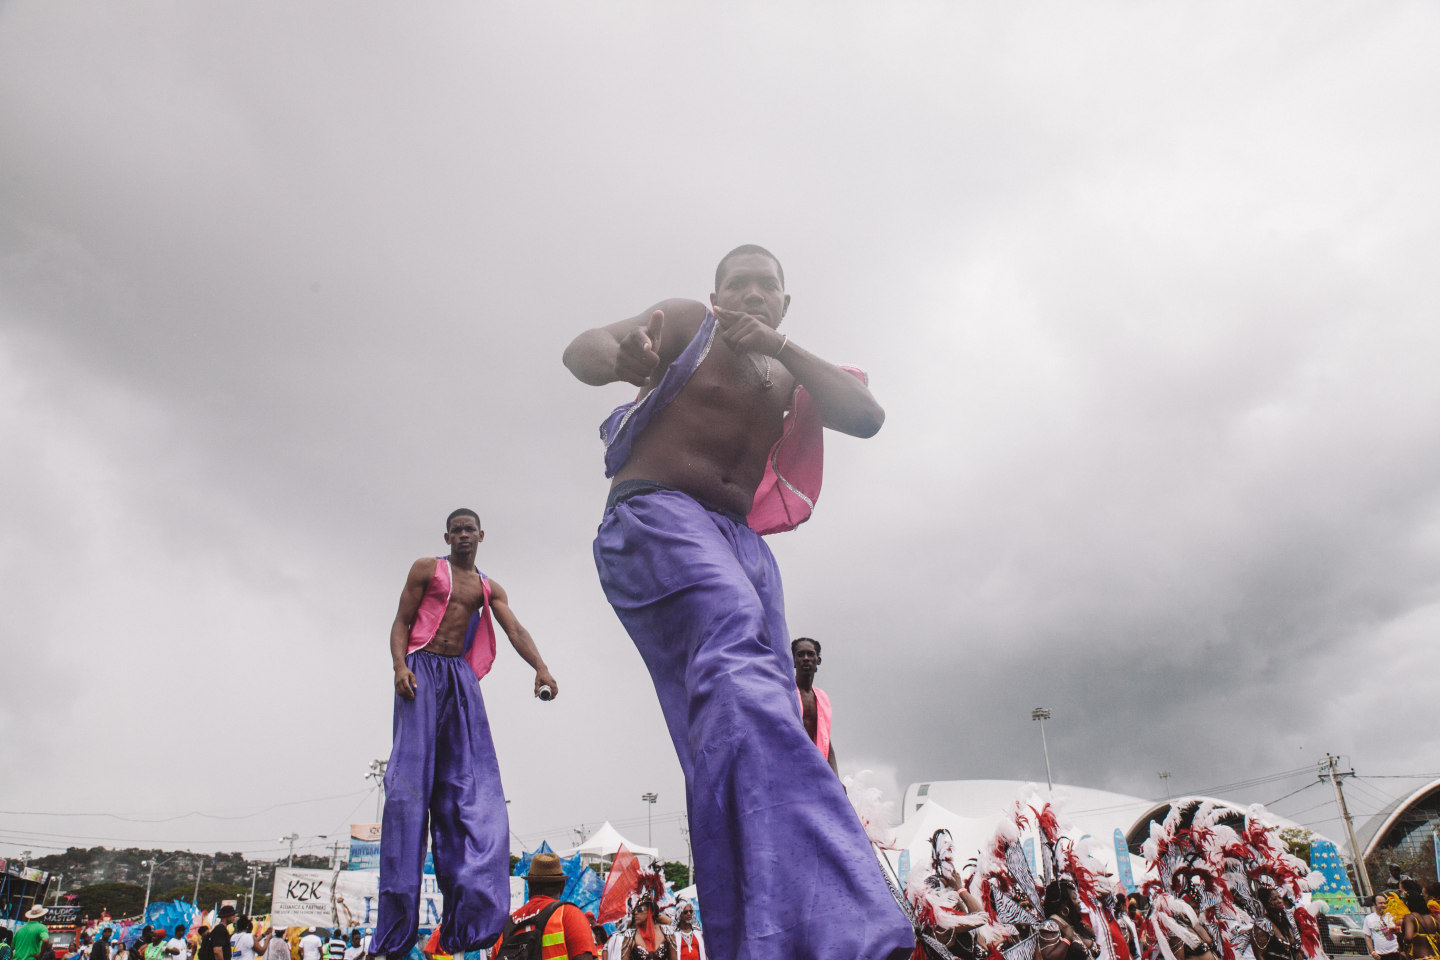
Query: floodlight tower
1031 707 1054 796
641 792 659 847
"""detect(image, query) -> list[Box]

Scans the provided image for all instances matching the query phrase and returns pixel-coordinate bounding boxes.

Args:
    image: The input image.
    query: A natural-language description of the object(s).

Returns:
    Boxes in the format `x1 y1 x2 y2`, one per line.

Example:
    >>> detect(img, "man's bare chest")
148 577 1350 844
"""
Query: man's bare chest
799 689 818 724
686 346 794 418
446 572 486 614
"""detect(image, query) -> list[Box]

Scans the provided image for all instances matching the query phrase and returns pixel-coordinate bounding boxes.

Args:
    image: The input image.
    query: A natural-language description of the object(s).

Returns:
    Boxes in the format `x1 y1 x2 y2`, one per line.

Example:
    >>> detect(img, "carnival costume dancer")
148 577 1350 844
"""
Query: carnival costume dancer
565 246 913 960
1139 801 1324 960
905 829 992 960
972 799 1130 960
371 508 559 958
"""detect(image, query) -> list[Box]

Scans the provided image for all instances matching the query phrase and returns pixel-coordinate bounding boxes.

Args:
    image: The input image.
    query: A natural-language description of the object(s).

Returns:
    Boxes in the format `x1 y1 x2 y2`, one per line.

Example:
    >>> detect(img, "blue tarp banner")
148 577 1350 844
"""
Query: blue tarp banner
144 900 200 938
511 843 603 917
560 856 604 917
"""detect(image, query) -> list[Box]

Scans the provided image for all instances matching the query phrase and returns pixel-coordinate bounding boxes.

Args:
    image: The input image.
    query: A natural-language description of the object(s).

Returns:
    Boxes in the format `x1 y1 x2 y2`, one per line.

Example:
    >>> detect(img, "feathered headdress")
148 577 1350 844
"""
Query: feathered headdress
629 867 670 954
1141 804 1237 960
1032 801 1102 907
1220 806 1324 960
974 806 1044 960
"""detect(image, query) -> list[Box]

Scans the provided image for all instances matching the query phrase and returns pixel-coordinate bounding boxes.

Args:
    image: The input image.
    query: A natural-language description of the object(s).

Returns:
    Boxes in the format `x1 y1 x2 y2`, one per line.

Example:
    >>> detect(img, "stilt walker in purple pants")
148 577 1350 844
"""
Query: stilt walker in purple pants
564 246 916 960
370 508 559 958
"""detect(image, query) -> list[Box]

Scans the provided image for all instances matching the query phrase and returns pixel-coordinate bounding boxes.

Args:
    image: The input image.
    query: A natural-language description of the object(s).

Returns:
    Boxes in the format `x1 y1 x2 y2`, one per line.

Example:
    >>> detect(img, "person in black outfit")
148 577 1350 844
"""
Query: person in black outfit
203 907 236 960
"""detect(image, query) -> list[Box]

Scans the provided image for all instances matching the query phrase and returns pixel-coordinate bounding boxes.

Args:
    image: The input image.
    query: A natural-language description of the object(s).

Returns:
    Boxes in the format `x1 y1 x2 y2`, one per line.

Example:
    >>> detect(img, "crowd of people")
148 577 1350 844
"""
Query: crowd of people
1363 874 1440 960
3 905 373 960
0 855 711 960
494 853 705 960
901 799 1334 960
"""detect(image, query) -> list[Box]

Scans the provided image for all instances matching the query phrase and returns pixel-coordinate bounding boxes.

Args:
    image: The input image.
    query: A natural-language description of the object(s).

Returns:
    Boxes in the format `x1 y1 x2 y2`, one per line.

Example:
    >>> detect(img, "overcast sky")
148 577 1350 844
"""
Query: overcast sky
3 1 1439 871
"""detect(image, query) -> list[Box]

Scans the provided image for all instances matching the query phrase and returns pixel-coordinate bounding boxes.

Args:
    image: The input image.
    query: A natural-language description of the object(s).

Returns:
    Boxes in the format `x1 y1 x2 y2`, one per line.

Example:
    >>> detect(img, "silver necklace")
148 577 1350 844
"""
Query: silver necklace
748 352 774 388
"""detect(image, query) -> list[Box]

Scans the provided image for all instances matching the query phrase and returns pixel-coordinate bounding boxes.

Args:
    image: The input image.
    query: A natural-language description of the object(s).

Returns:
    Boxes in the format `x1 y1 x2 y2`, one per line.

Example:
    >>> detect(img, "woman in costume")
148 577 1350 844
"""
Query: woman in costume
619 880 673 960
906 828 990 960
672 903 704 960
1044 881 1099 959
1251 886 1303 960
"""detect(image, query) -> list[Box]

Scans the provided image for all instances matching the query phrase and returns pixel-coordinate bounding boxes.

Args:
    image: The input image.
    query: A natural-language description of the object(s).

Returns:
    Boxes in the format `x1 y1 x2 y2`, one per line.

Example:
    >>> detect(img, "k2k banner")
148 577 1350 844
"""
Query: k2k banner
271 868 445 929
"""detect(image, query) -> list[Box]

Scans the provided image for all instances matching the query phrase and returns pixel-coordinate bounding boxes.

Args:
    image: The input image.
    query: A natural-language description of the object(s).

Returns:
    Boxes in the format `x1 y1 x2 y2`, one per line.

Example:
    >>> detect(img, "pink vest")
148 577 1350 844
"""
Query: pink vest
797 685 832 758
407 557 497 681
747 366 868 536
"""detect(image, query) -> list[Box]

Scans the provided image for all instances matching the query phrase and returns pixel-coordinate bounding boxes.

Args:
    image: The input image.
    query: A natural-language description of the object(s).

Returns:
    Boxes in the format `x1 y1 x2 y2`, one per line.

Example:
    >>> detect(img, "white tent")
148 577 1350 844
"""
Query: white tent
564 820 660 861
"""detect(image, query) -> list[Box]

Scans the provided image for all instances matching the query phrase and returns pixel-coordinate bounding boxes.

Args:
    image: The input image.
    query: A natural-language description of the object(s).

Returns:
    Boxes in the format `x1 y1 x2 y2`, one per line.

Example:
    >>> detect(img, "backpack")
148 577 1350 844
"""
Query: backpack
493 902 566 960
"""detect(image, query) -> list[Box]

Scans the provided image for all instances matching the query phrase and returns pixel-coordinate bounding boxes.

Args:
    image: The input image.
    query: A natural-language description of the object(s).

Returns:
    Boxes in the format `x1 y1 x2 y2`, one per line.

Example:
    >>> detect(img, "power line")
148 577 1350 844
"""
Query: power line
1284 796 1341 819
0 789 371 823
1357 773 1440 780
1345 779 1399 808
0 827 313 847
1262 781 1323 807
1065 765 1317 817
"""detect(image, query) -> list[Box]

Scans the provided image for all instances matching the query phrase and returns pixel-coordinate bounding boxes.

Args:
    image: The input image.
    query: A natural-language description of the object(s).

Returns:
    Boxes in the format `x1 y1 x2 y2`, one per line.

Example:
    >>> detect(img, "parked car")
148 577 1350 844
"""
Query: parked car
1319 913 1366 955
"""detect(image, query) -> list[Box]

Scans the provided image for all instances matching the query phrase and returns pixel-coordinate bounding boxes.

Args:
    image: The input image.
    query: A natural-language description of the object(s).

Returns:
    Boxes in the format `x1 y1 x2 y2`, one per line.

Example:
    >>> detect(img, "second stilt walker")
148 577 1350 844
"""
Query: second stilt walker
370 507 559 959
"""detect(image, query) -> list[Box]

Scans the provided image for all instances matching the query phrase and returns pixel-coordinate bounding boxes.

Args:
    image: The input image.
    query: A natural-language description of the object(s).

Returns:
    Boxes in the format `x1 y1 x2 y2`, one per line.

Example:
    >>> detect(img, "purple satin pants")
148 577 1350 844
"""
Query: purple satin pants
372 650 509 955
594 488 915 960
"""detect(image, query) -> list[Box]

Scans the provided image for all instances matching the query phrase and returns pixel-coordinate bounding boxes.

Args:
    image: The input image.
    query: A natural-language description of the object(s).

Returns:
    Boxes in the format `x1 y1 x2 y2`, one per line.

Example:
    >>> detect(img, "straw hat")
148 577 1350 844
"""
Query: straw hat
524 853 566 882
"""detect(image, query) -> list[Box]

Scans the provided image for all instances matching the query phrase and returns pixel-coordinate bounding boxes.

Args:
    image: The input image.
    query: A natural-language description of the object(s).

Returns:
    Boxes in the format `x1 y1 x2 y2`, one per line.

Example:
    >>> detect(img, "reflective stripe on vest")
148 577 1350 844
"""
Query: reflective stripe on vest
539 909 569 960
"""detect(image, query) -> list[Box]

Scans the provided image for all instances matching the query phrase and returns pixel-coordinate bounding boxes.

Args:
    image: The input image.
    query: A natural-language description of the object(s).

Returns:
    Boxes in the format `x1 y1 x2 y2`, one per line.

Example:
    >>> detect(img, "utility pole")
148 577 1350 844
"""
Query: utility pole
1320 754 1371 899
193 857 205 904
141 859 157 921
280 833 300 867
641 793 658 847
50 875 63 905
1031 707 1054 796
1159 770 1172 800
329 839 346 870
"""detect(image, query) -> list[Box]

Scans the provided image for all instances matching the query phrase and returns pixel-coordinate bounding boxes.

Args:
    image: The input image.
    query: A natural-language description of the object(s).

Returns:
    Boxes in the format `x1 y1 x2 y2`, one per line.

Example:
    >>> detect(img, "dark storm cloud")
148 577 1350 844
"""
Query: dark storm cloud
2 0 1438 862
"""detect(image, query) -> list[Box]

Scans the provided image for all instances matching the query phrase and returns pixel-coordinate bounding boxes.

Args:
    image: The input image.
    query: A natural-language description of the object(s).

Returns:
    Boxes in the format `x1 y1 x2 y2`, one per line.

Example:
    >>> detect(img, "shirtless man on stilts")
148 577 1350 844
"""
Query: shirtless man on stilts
565 246 914 960
370 508 558 959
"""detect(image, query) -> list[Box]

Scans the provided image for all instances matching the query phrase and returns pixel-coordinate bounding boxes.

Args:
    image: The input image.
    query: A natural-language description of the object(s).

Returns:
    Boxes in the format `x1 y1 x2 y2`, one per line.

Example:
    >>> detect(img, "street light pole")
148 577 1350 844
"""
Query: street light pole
280 833 300 868
246 865 260 916
641 793 658 847
193 857 205 904
680 819 692 887
142 859 156 921
365 760 388 823
1031 707 1054 796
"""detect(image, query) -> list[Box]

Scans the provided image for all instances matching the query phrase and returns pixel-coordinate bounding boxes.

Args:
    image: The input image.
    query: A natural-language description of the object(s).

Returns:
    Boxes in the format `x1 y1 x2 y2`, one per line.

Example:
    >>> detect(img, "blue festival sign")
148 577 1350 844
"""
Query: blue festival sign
1113 829 1135 892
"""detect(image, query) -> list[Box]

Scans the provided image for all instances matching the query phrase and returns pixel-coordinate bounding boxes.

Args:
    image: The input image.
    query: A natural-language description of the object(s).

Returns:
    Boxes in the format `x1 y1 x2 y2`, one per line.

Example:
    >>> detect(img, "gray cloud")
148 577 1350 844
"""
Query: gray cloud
2 0 1438 865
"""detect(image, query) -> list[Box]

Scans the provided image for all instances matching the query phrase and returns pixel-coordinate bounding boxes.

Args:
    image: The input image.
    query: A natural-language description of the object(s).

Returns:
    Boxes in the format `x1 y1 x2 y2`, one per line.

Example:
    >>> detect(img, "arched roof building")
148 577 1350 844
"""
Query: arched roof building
1353 777 1440 862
